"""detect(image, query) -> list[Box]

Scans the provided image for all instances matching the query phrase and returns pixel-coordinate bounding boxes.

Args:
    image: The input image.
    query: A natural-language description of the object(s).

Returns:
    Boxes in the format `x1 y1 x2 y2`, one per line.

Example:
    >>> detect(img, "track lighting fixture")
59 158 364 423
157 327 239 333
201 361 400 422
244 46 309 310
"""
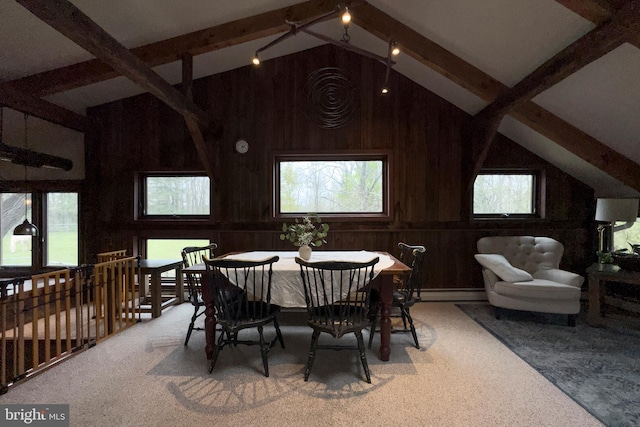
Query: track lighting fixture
250 4 399 94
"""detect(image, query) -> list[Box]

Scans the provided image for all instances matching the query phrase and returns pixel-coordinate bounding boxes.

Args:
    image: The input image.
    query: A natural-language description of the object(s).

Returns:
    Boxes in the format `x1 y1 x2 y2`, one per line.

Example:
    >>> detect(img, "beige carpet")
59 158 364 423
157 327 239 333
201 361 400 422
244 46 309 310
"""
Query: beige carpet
0 302 602 427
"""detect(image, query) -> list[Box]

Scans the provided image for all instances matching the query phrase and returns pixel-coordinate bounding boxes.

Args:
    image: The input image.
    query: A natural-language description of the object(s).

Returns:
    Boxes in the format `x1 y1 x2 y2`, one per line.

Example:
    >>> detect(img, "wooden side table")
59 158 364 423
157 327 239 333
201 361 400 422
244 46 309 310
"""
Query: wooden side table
586 263 640 326
137 259 184 318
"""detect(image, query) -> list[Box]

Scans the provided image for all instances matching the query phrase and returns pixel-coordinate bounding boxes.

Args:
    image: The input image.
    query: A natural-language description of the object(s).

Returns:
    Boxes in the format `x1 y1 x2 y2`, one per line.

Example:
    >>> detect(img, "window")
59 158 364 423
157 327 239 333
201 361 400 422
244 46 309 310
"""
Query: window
613 219 640 252
46 193 78 266
1 190 79 268
1 193 33 267
140 174 210 218
473 171 538 218
274 153 389 218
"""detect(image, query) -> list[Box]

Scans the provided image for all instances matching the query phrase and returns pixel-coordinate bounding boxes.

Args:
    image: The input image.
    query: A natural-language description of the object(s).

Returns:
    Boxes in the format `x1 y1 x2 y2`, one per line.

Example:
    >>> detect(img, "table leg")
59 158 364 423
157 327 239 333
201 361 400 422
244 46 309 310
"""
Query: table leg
175 265 184 304
201 274 217 361
150 272 161 318
378 274 393 361
587 276 603 326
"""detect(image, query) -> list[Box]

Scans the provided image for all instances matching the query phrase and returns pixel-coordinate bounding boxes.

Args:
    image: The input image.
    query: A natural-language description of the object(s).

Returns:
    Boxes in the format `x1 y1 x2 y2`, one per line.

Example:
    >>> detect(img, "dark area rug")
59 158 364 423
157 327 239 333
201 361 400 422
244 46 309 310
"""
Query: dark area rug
457 304 640 427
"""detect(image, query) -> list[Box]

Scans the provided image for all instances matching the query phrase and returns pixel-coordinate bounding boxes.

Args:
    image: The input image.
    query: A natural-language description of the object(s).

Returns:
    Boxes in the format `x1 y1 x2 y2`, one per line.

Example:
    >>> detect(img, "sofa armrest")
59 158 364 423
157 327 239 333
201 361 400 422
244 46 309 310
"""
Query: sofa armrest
480 268 499 291
533 268 584 288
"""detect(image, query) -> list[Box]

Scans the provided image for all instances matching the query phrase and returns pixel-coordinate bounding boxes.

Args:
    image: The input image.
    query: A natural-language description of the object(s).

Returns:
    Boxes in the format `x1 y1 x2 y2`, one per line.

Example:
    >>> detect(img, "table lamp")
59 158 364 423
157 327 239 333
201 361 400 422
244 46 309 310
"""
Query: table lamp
595 198 639 253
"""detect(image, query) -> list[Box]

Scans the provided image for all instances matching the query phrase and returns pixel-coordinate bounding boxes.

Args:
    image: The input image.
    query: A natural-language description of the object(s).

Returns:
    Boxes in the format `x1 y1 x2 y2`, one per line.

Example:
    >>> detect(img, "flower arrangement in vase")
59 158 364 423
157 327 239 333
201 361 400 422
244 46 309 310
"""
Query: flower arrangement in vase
279 214 329 259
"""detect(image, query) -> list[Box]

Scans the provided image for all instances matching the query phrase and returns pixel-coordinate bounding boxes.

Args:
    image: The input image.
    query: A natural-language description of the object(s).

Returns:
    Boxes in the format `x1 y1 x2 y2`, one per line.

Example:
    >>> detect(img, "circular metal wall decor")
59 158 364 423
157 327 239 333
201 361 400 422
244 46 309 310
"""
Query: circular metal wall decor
303 67 356 129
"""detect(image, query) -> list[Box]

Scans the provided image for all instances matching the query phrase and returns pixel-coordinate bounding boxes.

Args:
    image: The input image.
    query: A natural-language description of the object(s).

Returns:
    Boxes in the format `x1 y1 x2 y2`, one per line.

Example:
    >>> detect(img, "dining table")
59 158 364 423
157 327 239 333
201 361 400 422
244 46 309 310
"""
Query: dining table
183 250 411 362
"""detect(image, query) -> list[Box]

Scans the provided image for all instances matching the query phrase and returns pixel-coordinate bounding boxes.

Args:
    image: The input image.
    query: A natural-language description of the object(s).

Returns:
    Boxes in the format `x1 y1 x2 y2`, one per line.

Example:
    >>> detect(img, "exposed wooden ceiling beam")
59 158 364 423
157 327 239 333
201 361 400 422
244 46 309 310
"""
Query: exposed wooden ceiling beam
180 53 215 179
0 84 94 132
4 0 356 98
477 0 640 122
554 0 615 24
15 0 208 126
555 0 640 49
465 115 505 191
513 102 640 190
354 2 640 192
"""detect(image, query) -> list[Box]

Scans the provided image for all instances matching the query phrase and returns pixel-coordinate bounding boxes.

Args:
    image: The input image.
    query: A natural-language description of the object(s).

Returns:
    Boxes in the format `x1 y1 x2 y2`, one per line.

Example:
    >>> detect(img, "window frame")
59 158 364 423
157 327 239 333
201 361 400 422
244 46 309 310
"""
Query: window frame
135 172 211 221
272 150 392 221
472 169 542 220
1 181 81 271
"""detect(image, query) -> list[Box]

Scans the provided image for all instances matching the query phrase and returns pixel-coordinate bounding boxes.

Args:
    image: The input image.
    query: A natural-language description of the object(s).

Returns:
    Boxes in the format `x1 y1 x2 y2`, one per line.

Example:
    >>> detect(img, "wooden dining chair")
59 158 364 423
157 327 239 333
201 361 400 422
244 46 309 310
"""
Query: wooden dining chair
296 256 379 383
181 243 218 346
203 255 285 377
369 242 426 349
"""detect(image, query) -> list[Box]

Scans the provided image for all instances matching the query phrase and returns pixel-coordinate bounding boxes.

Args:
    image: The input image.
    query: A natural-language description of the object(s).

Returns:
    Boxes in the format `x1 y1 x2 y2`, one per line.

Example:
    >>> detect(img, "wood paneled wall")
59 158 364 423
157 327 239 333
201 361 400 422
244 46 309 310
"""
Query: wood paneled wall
84 45 595 290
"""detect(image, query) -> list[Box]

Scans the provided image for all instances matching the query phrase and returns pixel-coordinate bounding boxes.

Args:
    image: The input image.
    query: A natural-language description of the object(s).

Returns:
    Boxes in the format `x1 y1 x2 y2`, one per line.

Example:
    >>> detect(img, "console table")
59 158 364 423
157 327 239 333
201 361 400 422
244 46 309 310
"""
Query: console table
586 263 640 326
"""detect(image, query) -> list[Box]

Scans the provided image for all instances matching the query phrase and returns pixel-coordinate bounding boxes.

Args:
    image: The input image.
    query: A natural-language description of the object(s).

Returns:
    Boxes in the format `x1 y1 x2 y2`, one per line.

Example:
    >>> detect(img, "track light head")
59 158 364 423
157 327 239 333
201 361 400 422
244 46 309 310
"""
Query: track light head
341 7 351 24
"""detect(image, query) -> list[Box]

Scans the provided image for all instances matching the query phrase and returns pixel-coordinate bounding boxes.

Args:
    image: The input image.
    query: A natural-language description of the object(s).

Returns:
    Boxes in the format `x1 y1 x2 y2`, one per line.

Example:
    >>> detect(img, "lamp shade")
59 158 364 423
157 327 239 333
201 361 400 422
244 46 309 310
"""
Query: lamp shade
13 219 38 236
595 198 639 222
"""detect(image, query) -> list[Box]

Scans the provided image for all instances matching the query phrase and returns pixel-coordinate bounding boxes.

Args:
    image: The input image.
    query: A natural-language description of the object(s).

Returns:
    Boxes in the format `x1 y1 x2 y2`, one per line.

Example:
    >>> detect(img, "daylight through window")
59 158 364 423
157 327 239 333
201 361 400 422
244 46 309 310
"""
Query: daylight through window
46 193 78 266
143 175 210 217
473 173 536 216
1 193 33 266
276 156 387 216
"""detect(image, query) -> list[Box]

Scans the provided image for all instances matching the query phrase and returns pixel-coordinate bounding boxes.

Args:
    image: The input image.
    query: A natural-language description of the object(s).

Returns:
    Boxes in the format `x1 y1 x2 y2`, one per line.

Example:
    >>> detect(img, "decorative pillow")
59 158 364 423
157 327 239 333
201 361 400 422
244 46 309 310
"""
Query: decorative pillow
474 254 533 282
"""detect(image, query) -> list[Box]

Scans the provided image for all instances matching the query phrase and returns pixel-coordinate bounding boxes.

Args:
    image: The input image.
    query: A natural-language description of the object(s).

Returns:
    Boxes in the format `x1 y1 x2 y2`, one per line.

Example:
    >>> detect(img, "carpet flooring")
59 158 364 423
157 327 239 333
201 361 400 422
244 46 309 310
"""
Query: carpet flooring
0 303 602 427
457 304 640 427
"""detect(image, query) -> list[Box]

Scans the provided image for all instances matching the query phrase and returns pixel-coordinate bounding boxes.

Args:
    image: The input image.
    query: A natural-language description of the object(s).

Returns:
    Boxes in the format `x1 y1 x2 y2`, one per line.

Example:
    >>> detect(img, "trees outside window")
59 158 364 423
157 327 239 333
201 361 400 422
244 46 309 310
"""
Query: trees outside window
276 154 388 217
473 173 537 217
143 175 210 217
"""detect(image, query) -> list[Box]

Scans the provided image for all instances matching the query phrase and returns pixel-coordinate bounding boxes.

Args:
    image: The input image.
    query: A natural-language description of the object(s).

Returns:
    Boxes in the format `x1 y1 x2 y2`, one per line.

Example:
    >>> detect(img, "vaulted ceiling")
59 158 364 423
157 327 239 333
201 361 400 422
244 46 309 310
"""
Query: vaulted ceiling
1 0 639 197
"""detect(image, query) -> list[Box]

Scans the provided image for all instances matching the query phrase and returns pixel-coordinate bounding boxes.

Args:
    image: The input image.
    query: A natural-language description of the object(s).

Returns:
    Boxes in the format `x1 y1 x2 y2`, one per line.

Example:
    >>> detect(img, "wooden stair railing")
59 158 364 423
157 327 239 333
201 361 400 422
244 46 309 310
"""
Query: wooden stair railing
1 256 139 394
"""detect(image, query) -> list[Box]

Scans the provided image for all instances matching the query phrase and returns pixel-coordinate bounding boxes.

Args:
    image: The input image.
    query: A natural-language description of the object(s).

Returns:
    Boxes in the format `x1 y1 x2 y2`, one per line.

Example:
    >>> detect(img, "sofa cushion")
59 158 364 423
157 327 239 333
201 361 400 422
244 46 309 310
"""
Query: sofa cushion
474 254 533 282
493 279 582 300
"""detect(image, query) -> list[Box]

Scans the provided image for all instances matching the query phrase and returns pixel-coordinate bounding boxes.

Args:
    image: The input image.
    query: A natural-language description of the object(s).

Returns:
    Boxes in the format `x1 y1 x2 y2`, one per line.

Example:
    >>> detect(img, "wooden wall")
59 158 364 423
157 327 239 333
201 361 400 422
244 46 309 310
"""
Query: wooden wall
84 44 595 290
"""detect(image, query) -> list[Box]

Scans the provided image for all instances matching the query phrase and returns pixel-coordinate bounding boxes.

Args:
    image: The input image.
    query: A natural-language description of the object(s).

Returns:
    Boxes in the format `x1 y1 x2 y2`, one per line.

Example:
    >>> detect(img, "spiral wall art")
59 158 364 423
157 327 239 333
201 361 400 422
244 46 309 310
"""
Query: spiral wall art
303 67 356 129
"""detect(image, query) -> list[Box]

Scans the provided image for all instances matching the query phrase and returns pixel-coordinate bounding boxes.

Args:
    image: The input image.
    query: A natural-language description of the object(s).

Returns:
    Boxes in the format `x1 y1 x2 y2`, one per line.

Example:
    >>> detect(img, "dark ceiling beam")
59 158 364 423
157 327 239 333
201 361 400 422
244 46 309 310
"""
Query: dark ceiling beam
555 0 640 51
469 0 640 187
4 0 358 98
476 0 640 123
353 2 640 192
180 53 215 179
512 102 640 190
15 0 208 126
0 84 94 132
554 0 615 24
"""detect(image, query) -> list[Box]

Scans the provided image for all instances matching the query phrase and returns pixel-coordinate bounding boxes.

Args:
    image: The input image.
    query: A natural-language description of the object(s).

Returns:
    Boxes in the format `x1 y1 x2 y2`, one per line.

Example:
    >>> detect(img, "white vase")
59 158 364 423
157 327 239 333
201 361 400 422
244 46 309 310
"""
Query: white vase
298 245 312 260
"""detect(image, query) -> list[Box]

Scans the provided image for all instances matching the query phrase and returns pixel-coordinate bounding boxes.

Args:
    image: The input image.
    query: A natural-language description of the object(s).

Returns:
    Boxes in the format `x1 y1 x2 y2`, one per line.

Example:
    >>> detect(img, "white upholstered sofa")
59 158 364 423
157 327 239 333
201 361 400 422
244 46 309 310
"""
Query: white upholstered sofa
475 236 584 326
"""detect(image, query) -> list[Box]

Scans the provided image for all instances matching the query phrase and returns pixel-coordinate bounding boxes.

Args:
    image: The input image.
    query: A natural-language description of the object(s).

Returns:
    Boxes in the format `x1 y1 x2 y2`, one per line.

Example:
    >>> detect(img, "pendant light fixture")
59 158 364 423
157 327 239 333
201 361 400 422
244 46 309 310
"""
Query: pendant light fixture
13 113 39 237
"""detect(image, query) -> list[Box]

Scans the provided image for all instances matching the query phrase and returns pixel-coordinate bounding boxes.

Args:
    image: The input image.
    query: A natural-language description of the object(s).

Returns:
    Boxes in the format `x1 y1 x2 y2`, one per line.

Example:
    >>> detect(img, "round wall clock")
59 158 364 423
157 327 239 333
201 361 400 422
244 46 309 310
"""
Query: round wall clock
235 139 249 154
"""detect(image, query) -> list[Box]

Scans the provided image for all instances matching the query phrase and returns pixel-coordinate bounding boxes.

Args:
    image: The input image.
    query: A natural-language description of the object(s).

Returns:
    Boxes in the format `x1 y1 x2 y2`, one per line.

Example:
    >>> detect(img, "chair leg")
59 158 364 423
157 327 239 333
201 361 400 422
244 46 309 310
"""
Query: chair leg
258 325 269 377
209 333 225 374
368 317 377 349
273 317 285 349
184 306 201 346
304 330 320 382
404 308 419 349
400 310 408 330
355 331 371 384
495 306 502 320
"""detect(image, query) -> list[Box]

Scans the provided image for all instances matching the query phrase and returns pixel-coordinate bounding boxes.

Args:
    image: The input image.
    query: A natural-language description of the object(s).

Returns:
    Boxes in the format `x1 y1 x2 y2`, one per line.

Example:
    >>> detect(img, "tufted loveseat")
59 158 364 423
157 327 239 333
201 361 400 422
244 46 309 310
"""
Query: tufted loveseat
475 236 584 326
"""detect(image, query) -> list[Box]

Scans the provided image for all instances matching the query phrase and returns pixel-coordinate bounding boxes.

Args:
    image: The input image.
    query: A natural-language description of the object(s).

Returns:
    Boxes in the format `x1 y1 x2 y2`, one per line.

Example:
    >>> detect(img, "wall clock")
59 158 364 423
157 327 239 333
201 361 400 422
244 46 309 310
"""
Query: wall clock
235 139 249 154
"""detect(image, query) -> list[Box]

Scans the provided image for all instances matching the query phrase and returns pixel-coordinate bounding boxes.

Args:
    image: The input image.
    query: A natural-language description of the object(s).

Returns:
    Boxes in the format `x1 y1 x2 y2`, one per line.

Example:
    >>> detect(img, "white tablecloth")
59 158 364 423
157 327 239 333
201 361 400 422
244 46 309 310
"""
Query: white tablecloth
223 250 393 307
